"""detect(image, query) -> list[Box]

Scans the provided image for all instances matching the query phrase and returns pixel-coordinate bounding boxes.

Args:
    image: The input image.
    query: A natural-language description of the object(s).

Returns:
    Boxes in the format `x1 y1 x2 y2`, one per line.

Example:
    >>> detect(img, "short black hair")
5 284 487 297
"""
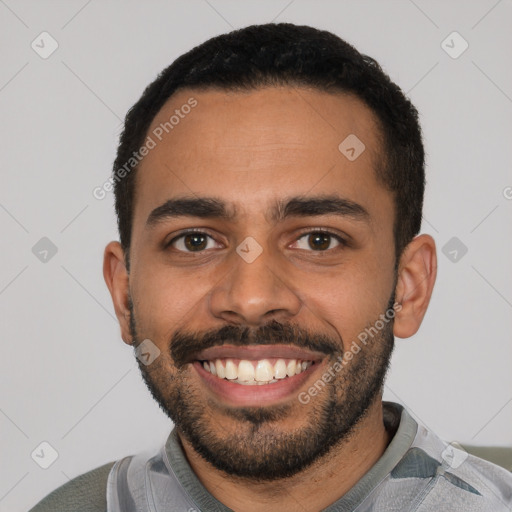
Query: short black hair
113 23 424 266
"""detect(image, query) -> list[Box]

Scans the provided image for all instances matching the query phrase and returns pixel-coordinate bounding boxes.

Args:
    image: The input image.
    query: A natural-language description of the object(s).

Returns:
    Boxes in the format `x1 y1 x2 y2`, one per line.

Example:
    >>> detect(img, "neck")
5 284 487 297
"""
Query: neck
178 398 391 512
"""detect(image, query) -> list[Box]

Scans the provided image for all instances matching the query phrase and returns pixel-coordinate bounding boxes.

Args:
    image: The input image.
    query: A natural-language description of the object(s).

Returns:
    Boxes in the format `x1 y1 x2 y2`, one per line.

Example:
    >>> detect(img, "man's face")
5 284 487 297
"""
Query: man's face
126 87 397 479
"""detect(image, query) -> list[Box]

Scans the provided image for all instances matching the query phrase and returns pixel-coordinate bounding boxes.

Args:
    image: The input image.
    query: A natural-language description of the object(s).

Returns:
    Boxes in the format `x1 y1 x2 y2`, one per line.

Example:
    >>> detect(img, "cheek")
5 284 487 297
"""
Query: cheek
300 266 393 349
130 263 217 341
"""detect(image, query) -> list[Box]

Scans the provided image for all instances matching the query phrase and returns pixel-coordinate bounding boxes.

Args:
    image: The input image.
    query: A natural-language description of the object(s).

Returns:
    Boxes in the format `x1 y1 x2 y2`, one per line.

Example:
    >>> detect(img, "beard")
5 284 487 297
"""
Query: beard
129 295 395 481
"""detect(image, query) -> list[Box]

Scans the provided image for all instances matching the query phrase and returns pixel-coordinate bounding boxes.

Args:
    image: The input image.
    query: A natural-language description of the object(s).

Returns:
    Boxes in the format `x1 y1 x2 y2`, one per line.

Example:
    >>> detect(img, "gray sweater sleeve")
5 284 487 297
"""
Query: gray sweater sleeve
29 462 115 512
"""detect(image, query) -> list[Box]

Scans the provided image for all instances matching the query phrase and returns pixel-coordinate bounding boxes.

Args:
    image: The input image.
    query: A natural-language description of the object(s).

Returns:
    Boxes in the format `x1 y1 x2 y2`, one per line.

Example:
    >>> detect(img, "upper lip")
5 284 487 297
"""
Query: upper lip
193 344 326 362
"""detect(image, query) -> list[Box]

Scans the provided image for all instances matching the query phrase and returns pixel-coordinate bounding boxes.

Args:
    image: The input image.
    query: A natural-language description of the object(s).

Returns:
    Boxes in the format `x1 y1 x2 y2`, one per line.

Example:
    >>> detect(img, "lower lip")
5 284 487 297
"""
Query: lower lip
193 360 324 406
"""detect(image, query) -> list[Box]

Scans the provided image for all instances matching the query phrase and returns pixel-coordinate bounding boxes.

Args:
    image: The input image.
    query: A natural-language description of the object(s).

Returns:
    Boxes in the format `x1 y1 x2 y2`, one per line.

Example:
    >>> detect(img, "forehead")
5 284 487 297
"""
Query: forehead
132 86 389 227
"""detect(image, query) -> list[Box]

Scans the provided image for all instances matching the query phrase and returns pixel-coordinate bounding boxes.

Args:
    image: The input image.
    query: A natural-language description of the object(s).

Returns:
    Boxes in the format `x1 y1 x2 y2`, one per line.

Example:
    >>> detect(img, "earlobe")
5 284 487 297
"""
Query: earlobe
393 234 437 339
103 241 133 345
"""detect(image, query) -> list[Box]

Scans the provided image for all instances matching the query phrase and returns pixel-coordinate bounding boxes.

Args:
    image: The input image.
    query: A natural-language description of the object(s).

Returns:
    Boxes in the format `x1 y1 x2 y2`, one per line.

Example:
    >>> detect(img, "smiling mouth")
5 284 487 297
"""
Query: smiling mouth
198 357 315 385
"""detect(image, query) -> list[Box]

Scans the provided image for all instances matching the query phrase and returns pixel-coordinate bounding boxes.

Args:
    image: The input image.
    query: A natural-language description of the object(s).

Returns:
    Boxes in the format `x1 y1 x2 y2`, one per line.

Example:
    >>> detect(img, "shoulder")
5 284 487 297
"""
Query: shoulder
29 461 115 512
403 422 512 510
417 454 512 511
455 452 512 506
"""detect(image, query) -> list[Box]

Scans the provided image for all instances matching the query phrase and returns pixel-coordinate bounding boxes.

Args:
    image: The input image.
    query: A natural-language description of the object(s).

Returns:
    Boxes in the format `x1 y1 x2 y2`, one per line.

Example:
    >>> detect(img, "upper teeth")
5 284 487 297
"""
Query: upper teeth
201 358 312 385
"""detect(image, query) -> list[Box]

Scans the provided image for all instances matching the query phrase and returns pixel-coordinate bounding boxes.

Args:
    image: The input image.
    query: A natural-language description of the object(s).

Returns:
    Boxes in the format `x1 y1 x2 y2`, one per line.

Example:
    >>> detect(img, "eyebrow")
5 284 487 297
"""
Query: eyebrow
273 195 369 223
146 197 235 227
146 194 370 228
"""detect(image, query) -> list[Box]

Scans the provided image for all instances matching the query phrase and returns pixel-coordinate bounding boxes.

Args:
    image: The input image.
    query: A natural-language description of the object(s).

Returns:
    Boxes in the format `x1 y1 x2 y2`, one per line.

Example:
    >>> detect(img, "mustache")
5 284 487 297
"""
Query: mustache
170 320 341 368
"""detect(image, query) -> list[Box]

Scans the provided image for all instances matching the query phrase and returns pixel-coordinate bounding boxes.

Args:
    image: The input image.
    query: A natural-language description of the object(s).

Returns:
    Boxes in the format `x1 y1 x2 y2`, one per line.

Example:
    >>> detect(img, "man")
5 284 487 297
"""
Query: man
31 23 512 511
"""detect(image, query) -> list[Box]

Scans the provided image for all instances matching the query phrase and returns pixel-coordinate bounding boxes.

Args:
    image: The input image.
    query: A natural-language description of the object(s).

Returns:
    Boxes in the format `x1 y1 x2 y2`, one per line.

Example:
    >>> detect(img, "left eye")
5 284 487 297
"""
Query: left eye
292 232 344 251
170 232 220 252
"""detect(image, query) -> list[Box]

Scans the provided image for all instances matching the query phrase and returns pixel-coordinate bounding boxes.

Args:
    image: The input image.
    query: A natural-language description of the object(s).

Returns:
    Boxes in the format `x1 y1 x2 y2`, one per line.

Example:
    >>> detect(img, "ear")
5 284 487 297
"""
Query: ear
103 241 133 345
393 234 437 338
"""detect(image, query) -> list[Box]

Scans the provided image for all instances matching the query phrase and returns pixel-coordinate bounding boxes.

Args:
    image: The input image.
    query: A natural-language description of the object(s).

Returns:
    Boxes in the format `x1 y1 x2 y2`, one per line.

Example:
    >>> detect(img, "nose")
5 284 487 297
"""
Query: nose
209 246 302 327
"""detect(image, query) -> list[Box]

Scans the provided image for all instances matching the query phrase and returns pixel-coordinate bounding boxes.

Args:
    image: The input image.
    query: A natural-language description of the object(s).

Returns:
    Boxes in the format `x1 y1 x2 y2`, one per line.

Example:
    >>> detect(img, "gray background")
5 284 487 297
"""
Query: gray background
1 0 511 510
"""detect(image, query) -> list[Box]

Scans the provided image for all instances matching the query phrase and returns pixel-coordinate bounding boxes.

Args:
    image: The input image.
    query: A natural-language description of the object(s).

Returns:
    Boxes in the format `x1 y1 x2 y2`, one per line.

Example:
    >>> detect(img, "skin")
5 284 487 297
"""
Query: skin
104 87 437 511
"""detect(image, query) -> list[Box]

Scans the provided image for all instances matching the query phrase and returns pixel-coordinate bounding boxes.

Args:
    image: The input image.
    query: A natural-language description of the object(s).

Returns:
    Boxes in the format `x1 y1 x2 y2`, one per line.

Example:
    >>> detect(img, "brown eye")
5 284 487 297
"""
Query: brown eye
184 233 208 251
170 232 219 252
308 233 331 250
292 231 344 252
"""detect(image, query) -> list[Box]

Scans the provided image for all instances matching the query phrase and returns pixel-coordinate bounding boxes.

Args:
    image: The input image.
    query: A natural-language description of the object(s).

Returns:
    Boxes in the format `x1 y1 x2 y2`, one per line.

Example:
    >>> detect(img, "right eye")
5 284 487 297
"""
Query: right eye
168 230 222 253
